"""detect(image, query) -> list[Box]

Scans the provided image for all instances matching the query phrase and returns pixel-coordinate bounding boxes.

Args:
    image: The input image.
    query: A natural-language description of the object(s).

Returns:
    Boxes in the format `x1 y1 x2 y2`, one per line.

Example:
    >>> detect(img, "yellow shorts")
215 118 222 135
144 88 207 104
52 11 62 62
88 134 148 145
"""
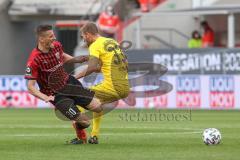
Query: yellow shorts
90 83 129 104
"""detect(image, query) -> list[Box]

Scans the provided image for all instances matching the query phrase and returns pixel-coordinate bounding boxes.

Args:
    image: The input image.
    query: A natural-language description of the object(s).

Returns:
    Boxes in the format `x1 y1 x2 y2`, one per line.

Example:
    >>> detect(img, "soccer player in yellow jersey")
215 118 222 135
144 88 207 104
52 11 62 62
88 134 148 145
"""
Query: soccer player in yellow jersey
73 22 130 144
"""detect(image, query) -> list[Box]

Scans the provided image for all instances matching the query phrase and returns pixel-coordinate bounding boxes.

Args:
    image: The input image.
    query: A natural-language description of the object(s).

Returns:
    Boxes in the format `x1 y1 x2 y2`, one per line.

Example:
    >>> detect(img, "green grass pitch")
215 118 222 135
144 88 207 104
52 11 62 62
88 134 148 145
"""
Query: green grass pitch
0 108 240 160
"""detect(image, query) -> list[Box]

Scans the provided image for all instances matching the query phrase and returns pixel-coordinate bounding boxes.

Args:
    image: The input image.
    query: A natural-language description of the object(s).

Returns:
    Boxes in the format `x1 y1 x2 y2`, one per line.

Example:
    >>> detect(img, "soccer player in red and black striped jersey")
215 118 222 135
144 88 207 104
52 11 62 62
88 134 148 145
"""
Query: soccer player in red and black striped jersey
24 24 103 144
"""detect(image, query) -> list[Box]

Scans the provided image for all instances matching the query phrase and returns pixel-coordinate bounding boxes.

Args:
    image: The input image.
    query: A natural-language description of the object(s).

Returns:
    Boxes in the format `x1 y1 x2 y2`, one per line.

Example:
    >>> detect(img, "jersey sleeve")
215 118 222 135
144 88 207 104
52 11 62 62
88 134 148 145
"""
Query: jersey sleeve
24 60 39 80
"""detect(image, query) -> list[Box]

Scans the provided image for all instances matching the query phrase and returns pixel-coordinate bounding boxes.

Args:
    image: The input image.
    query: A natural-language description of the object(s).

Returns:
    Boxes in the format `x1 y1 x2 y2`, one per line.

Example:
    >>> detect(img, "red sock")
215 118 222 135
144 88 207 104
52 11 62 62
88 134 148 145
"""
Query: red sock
72 122 87 142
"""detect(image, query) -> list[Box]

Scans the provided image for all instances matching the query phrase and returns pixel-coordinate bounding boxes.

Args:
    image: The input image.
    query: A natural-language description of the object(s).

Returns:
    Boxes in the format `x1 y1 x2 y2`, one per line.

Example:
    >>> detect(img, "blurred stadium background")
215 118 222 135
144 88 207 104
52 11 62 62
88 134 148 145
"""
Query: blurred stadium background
0 0 240 160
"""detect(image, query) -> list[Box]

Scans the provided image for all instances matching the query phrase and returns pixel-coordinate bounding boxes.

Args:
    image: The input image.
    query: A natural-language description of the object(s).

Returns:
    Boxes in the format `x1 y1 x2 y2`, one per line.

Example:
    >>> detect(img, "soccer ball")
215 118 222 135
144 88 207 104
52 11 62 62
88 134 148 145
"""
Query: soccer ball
202 128 221 145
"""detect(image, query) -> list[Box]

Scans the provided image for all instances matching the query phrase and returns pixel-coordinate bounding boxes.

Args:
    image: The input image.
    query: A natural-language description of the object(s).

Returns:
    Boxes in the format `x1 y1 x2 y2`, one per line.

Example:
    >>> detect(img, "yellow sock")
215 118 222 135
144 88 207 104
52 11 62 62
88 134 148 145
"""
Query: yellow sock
91 111 103 137
77 105 85 113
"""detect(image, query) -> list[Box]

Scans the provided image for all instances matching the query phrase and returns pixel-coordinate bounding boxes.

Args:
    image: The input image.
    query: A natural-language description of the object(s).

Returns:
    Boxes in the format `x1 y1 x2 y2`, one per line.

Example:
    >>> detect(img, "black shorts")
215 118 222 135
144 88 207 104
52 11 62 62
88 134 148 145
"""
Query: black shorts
52 75 95 109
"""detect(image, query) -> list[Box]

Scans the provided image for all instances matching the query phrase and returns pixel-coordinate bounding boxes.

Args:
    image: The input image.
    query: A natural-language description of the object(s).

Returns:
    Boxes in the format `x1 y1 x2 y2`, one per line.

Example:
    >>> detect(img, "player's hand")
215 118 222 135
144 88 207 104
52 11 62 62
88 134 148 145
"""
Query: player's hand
44 95 55 103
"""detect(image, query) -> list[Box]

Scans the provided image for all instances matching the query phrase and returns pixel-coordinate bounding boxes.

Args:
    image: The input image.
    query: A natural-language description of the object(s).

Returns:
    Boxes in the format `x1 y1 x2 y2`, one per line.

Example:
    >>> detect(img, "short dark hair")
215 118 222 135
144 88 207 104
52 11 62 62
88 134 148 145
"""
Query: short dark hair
36 24 53 37
81 22 99 35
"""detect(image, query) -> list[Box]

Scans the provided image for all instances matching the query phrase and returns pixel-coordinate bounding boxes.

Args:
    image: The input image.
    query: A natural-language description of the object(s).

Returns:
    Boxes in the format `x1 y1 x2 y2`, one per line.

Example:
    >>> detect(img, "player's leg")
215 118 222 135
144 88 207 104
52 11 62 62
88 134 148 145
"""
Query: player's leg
88 84 130 144
59 75 103 113
52 94 91 131
87 84 106 144
71 106 87 144
91 112 102 138
66 77 127 144
72 121 87 144
57 75 104 144
88 111 103 144
71 95 103 144
88 101 119 144
53 95 92 144
69 99 103 144
88 86 120 144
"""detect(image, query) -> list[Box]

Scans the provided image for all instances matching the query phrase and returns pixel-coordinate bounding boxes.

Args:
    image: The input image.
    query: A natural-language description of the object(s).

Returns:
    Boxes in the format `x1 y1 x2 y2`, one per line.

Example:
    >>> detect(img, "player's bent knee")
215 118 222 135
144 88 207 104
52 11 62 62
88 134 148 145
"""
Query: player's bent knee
74 121 90 129
75 113 91 128
75 120 90 129
87 98 103 113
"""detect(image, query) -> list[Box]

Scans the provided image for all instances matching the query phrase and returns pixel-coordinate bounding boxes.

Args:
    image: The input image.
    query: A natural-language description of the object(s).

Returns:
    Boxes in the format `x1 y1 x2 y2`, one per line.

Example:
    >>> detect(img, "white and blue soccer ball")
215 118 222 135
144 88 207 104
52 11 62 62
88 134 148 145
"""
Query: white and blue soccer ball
202 128 222 145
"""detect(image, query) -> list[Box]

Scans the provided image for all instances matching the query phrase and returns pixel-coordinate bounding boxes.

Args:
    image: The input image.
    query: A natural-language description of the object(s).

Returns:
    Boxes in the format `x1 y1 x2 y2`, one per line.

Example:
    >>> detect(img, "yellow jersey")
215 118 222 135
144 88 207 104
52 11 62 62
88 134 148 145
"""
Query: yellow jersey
89 37 129 101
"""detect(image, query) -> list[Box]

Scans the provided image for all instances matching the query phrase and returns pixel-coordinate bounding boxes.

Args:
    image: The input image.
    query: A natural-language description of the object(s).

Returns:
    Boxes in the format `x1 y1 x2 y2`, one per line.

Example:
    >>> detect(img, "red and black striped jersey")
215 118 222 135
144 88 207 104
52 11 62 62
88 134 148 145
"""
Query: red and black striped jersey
24 41 69 96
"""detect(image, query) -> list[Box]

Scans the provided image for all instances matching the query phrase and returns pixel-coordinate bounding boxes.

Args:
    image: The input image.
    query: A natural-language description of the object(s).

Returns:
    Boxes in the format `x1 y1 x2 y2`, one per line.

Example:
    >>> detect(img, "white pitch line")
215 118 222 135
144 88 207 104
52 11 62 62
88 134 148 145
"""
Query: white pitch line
0 124 71 129
0 131 201 137
0 124 201 131
0 133 72 137
102 131 202 136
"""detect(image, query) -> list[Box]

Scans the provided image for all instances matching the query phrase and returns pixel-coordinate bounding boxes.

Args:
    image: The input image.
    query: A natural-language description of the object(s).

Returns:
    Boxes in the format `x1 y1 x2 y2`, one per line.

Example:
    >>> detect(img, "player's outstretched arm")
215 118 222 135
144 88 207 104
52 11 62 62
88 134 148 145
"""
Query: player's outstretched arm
74 56 101 79
63 53 89 64
27 80 54 103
